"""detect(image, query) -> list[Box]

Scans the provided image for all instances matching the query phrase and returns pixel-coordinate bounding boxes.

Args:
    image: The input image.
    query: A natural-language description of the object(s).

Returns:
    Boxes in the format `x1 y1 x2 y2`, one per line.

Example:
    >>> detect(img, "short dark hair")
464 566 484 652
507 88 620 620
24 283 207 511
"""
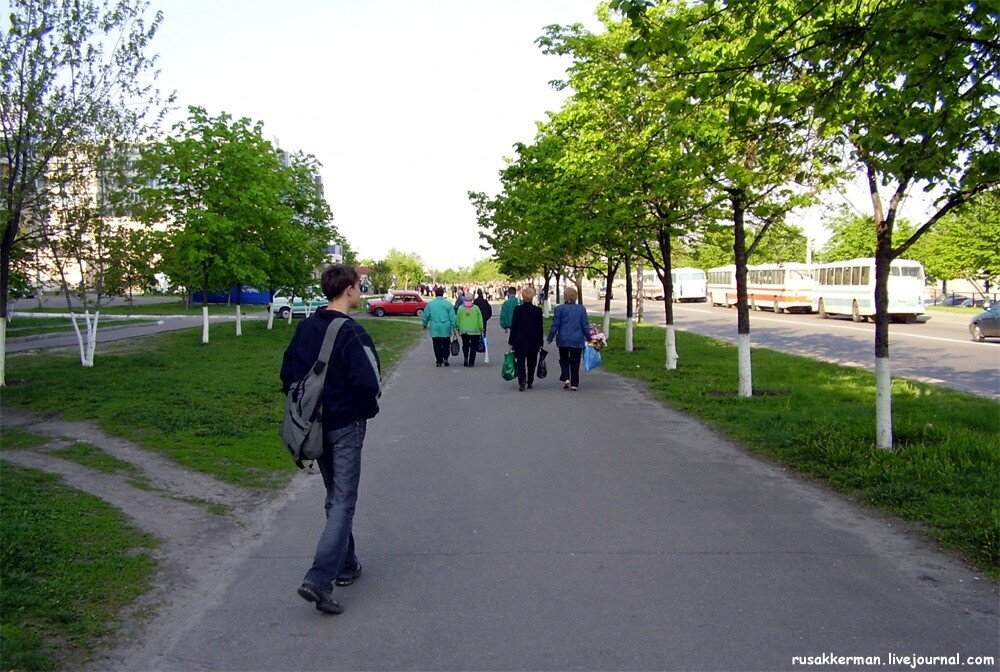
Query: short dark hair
321 264 360 300
507 286 516 295
434 287 445 296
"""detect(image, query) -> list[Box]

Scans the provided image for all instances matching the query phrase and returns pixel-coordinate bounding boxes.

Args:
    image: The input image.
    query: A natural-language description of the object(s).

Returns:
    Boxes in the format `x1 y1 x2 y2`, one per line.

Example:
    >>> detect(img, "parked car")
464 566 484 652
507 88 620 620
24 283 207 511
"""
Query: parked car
367 290 427 317
270 291 327 319
969 305 1000 342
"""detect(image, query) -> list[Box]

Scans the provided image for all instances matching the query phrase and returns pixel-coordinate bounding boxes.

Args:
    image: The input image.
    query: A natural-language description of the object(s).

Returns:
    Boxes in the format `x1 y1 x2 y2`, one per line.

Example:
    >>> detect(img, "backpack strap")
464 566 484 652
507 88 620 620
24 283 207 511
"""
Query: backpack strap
313 318 347 375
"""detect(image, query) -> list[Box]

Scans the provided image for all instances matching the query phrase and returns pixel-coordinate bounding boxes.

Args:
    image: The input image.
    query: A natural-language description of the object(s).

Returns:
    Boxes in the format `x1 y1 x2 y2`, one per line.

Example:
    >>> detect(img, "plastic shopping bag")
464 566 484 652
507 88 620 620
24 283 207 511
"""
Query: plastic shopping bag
501 351 516 381
583 344 602 372
536 347 548 379
482 336 490 364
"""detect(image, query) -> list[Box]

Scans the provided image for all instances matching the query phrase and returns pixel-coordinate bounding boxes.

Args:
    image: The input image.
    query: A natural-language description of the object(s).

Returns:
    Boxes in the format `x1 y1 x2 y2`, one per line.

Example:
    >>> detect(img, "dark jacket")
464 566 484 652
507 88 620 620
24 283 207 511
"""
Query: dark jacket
473 296 493 325
280 309 381 430
508 302 544 354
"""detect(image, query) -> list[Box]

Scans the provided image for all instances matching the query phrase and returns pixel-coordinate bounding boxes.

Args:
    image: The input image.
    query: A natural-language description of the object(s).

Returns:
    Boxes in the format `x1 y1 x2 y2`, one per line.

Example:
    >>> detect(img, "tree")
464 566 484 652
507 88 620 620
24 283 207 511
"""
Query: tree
139 107 297 342
1 0 165 383
383 249 425 290
917 190 1000 291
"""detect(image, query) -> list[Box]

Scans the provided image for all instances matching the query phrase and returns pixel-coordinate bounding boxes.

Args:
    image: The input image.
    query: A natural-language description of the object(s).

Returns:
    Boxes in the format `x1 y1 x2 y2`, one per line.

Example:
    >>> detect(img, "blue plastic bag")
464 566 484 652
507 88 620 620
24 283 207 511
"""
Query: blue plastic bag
583 345 602 372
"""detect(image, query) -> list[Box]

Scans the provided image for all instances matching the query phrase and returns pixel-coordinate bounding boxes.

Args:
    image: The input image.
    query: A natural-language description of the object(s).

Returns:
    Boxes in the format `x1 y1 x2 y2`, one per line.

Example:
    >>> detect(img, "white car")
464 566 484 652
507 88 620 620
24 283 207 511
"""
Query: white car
270 291 327 319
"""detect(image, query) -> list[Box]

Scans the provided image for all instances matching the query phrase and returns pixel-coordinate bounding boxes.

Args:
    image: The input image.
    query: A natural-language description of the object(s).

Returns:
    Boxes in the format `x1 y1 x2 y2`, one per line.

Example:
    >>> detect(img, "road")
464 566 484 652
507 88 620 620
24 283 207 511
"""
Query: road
582 292 1000 398
111 317 998 671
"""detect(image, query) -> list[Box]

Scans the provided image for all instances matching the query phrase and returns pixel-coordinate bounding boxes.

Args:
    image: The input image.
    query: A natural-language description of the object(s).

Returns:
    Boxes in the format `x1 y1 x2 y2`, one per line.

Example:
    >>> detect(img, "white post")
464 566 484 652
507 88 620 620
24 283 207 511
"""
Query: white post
665 325 678 370
266 303 275 330
625 317 634 352
202 306 210 344
738 333 752 397
602 311 611 344
876 356 893 450
235 305 242 336
287 305 293 325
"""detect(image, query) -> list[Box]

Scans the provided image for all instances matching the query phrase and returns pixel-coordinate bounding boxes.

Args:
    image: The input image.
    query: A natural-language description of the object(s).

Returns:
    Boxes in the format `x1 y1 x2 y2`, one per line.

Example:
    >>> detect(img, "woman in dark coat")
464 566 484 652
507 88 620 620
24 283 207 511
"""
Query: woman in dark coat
507 286 544 391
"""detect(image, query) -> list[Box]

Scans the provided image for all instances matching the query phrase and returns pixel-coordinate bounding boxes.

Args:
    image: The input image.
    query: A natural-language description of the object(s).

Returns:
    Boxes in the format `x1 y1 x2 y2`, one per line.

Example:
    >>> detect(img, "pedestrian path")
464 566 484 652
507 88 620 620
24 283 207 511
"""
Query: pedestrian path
113 317 998 671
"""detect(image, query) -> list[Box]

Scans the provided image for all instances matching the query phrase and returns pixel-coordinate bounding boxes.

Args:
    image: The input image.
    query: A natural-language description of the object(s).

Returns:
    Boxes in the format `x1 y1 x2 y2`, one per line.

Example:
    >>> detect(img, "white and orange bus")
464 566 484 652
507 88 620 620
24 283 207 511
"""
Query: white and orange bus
706 263 814 313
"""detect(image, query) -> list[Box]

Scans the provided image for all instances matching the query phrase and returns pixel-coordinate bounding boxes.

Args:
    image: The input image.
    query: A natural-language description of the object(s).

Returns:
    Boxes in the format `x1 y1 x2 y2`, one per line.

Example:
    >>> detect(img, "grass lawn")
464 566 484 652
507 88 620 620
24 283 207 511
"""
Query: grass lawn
0 465 158 671
925 305 985 315
596 320 999 577
2 316 421 490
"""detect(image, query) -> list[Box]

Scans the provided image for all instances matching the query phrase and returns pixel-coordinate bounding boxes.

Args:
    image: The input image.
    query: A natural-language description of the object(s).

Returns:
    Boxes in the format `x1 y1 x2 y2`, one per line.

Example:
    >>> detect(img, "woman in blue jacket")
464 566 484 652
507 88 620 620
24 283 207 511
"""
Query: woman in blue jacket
546 287 591 390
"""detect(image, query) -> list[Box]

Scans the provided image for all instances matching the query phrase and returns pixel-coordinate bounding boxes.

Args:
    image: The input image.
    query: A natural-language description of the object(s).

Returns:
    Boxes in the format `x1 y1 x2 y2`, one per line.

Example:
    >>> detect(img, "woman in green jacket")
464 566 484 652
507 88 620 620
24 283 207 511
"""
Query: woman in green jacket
422 287 457 367
455 296 484 367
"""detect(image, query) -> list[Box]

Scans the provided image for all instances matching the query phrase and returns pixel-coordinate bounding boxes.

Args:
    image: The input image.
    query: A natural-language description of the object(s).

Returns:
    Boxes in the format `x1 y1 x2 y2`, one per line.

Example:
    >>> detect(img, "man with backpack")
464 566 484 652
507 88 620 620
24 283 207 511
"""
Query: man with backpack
280 264 381 615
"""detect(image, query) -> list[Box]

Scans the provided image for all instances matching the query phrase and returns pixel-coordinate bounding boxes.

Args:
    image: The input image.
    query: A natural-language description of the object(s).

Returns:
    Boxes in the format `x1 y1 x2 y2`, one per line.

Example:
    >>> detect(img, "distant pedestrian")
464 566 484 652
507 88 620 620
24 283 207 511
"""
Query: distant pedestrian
280 264 380 615
508 286 543 391
499 286 520 333
422 286 457 367
473 289 493 332
546 287 590 391
454 288 467 310
455 295 484 367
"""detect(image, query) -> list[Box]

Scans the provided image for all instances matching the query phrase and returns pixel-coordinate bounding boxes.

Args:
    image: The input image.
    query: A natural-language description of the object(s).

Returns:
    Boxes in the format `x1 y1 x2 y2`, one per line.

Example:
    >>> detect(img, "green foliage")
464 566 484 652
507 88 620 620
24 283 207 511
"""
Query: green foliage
0 465 158 670
382 249 426 290
3 318 420 488
916 190 1000 284
819 211 917 262
0 0 166 318
599 320 1000 576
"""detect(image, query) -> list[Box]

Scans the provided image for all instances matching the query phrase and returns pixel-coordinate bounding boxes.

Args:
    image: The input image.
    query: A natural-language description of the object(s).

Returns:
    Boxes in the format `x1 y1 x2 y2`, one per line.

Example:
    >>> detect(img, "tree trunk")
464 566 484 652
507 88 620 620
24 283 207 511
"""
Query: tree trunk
636 261 644 324
0 318 6 387
202 306 210 344
542 267 552 316
874 223 894 450
732 189 752 398
236 305 243 336
625 254 634 352
575 271 583 305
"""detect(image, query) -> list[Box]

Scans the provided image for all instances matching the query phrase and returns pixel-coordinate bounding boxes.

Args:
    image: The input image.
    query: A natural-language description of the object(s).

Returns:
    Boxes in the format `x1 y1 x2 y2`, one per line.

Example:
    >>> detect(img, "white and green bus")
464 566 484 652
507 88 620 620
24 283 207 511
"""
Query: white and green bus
811 258 925 323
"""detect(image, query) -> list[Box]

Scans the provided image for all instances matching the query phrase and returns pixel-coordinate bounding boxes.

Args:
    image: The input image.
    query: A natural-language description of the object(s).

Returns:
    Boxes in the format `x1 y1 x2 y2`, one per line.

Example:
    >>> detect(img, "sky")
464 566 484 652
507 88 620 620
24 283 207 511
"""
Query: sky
144 0 606 270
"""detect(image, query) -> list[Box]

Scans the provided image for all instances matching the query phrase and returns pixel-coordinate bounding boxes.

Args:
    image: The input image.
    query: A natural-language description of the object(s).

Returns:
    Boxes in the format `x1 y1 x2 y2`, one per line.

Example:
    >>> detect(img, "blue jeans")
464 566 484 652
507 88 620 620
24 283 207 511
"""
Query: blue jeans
303 419 366 589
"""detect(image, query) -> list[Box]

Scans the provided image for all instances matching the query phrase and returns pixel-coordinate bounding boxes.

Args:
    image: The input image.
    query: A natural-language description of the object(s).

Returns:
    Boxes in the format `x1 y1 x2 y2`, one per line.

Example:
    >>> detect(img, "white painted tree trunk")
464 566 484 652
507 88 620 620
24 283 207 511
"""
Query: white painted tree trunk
738 334 752 397
876 356 893 450
625 317 634 352
202 307 210 344
287 307 293 325
235 305 243 336
69 310 99 367
602 311 610 343
0 318 7 386
665 325 678 370
543 299 551 317
266 304 275 330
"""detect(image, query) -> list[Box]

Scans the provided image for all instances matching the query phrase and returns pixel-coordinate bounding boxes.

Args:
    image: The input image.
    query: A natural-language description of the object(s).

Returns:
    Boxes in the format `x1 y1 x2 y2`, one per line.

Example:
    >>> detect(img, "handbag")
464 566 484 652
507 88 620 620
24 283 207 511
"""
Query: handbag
583 344 602 372
476 336 486 353
450 336 460 357
536 347 548 379
501 351 516 381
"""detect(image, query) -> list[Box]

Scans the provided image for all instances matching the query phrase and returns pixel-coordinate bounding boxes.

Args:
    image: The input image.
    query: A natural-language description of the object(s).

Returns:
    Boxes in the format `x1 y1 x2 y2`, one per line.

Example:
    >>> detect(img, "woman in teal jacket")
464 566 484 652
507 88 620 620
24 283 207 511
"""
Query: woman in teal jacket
422 287 457 367
455 297 485 367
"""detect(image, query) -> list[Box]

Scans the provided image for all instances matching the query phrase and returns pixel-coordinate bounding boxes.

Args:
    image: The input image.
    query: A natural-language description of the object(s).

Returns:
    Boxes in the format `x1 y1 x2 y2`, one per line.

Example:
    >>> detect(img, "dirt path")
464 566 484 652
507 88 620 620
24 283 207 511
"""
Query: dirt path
0 407 304 669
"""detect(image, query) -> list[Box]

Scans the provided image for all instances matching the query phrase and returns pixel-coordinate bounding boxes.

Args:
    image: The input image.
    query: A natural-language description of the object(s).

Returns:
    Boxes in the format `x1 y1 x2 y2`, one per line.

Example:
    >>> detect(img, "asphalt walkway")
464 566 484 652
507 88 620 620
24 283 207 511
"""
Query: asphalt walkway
117 317 998 671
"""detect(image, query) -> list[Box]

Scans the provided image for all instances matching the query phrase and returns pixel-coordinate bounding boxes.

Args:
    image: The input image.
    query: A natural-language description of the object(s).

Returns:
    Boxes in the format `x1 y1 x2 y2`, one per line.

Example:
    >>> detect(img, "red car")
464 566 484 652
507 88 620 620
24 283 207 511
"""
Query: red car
367 290 427 317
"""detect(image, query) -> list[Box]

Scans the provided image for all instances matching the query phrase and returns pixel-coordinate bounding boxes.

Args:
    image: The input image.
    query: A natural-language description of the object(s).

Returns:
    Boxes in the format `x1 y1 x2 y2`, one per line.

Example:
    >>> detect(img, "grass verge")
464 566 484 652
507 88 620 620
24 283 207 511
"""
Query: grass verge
0 465 158 671
0 427 49 452
13 301 269 316
597 320 999 577
3 316 420 490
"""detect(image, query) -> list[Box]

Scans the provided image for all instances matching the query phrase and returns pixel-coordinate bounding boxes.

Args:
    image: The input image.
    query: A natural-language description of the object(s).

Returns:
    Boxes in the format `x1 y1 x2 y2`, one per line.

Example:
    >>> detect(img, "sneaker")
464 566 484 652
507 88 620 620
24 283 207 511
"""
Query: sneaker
298 582 344 615
336 564 362 587
570 386 578 391
563 381 570 389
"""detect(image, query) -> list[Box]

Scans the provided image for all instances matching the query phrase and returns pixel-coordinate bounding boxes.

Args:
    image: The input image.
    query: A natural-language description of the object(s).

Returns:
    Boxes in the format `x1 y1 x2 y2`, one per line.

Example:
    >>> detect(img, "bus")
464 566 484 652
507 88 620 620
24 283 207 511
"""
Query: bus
706 265 736 307
671 267 708 302
746 263 815 313
640 269 664 301
811 258 925 322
